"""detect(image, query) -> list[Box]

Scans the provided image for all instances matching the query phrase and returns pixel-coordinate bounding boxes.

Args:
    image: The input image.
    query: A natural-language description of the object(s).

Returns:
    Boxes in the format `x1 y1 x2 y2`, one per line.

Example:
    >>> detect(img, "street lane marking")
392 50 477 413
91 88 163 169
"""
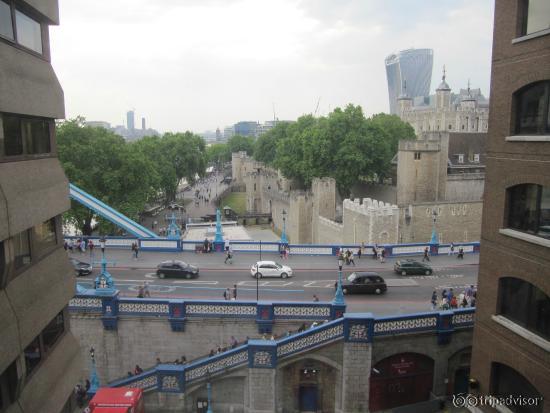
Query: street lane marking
409 274 464 280
172 280 219 285
385 278 418 287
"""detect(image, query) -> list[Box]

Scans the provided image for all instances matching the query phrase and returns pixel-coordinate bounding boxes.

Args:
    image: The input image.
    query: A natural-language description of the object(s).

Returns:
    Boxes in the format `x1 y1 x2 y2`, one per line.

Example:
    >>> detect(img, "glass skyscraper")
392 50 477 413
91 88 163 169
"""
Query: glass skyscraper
385 49 433 114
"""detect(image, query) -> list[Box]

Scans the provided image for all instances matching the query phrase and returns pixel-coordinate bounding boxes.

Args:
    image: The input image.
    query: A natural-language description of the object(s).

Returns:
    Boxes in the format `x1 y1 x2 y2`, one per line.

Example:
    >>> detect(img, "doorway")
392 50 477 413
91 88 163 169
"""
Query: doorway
299 385 318 412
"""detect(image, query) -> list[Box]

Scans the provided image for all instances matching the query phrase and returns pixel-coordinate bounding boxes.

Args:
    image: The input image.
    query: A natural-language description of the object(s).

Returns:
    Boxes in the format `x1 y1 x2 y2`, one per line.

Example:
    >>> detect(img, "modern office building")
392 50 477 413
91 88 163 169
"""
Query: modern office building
234 121 259 137
126 110 135 131
0 1 82 412
385 48 433 114
469 0 550 410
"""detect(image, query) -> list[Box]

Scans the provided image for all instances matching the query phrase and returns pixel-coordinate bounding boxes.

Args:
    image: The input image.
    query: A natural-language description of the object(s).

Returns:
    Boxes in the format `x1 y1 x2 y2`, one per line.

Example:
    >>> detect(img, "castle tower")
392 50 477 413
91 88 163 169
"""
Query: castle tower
311 178 337 243
396 132 449 206
435 66 451 110
397 79 413 117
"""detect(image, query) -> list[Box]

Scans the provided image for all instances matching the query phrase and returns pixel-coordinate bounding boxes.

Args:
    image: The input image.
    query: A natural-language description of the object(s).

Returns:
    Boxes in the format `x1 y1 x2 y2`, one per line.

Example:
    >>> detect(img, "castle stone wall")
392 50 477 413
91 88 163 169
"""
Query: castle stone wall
342 198 399 245
316 216 344 244
445 174 485 202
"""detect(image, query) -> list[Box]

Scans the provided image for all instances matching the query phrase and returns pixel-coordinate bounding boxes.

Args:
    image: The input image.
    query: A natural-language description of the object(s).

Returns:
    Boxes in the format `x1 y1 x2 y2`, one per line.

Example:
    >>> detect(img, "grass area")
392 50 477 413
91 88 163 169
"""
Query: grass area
220 192 247 215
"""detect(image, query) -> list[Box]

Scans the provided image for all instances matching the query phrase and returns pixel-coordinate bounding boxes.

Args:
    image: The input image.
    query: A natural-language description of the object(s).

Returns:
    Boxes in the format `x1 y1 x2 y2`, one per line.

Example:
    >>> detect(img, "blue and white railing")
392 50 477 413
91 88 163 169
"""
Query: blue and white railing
64 234 480 256
69 183 158 239
103 308 475 393
69 291 345 332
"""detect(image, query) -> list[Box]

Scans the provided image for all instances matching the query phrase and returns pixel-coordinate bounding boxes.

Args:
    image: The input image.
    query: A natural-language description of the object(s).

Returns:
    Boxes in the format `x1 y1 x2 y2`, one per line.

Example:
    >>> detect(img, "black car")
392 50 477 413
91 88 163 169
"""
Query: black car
338 272 387 295
156 260 199 279
394 259 433 275
70 258 92 276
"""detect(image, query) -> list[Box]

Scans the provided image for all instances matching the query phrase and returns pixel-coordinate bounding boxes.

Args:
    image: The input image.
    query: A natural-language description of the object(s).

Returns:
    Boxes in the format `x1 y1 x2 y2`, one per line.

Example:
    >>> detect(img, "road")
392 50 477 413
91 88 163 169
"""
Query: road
74 250 478 316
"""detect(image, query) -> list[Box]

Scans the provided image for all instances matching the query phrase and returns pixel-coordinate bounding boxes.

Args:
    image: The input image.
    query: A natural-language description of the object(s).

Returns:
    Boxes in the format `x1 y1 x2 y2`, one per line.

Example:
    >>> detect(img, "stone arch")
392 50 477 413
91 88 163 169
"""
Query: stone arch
377 230 390 243
446 346 472 396
369 352 435 412
277 355 342 413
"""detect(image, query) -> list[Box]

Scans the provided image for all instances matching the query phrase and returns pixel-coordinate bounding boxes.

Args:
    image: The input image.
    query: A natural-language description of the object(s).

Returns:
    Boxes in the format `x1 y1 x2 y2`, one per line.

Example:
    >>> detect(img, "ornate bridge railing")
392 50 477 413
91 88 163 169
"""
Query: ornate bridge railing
99 308 475 394
64 235 480 256
69 291 346 332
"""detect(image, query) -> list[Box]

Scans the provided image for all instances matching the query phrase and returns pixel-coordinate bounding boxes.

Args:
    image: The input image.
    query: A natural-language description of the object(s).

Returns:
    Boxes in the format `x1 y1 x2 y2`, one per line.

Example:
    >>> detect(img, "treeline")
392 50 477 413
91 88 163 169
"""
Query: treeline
57 106 413 234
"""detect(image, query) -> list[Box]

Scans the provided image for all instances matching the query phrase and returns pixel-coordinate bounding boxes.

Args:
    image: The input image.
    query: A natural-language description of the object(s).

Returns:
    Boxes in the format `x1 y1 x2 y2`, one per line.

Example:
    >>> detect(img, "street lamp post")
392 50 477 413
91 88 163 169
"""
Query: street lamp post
430 207 439 244
88 347 100 395
206 369 213 413
280 210 288 244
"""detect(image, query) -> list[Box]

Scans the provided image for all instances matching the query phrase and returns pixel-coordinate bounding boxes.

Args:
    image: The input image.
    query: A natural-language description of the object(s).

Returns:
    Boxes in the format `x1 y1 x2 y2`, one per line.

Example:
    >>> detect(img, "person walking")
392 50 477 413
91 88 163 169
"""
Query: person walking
357 246 362 260
223 288 230 300
372 244 378 259
143 282 150 298
313 294 319 302
422 247 430 262
134 243 139 260
232 284 237 300
448 242 455 256
137 284 145 298
380 248 386 263
430 290 437 311
457 247 464 259
224 247 233 264
349 251 356 266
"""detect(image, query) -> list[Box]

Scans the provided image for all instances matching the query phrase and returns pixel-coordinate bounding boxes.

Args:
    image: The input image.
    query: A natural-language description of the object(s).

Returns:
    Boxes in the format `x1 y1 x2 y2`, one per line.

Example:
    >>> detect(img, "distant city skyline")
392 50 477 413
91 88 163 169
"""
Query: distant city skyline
50 0 494 133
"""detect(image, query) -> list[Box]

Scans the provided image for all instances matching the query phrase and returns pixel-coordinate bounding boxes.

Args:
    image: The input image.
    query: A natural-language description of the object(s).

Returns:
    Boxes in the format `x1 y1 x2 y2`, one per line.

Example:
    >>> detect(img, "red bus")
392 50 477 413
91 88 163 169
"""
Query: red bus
86 387 144 413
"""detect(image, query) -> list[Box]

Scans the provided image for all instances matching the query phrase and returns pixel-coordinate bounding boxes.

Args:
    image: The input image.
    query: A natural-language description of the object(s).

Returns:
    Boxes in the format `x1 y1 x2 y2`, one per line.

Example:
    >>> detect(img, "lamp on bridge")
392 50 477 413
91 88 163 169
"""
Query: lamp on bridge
88 347 100 396
333 269 345 306
430 207 439 244
93 249 116 294
206 368 213 413
280 209 288 244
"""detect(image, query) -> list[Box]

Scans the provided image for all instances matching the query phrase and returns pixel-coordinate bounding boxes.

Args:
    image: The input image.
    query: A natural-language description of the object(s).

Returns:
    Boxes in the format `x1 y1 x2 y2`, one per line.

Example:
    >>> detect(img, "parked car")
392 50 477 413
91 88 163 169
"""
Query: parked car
250 261 293 278
70 258 92 276
337 272 387 295
394 259 433 275
156 260 199 279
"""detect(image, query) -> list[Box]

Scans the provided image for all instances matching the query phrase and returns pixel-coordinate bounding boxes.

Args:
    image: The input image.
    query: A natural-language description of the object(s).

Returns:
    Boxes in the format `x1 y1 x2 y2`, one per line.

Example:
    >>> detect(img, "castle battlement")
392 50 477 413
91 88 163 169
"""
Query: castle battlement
318 216 343 230
343 198 398 216
399 140 441 152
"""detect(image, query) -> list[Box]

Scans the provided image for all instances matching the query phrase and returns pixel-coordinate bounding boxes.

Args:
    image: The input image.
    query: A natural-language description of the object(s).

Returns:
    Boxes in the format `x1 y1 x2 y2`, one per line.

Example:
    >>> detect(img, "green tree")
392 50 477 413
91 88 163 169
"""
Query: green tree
57 119 160 235
253 121 291 165
206 143 230 169
227 134 255 156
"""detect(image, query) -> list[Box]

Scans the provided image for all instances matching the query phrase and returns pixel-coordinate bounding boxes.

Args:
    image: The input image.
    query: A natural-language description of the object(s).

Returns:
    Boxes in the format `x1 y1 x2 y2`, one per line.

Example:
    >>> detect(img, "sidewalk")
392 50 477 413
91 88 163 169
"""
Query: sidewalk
71 248 479 271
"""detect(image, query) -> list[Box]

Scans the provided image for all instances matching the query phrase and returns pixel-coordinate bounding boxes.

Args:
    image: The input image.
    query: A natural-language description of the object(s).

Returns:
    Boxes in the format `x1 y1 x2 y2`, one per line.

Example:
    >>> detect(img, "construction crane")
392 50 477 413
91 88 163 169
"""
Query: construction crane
313 97 321 117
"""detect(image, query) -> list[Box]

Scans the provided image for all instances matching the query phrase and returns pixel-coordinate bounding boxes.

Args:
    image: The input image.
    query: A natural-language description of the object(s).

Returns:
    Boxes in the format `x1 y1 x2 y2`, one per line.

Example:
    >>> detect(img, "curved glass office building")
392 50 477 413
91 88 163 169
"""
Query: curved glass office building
385 49 433 114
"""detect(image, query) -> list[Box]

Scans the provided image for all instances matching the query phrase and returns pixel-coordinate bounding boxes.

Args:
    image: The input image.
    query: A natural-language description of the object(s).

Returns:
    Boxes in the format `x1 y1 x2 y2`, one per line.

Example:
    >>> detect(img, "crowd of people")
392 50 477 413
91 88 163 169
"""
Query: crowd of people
431 285 476 310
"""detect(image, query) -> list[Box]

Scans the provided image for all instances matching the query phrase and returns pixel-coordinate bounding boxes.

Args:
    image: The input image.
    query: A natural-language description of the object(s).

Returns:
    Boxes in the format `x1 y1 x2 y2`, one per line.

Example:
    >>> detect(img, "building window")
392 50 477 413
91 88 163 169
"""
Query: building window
1 114 52 158
414 152 421 160
448 124 452 130
490 363 543 413
520 0 550 36
0 360 19 411
0 1 14 40
498 277 550 340
506 184 550 239
13 229 31 270
15 10 42 54
515 81 550 135
0 1 44 55
473 154 480 163
457 154 464 164
24 310 66 378
33 218 57 255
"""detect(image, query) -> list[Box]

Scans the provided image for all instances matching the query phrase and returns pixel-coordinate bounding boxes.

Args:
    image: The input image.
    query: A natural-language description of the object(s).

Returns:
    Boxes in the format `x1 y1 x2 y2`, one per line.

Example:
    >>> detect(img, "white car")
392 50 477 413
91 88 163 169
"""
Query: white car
250 261 293 279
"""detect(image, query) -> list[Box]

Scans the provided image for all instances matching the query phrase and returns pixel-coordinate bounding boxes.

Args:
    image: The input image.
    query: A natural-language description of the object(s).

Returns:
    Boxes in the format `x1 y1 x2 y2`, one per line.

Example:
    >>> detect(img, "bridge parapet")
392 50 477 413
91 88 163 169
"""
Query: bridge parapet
100 308 475 394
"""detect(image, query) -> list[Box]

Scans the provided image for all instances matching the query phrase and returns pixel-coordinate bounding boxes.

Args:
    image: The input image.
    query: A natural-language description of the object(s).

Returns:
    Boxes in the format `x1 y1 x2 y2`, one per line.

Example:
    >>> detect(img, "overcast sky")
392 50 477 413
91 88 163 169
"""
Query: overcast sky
50 0 495 134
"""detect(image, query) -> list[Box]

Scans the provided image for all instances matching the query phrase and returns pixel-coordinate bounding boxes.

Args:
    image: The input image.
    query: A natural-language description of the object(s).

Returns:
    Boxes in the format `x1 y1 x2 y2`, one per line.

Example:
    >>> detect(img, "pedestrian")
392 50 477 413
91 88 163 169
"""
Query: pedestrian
313 294 319 302
69 239 75 252
372 244 378 259
85 379 91 393
338 254 344 271
422 246 430 262
232 284 237 300
88 239 94 257
224 247 233 264
357 246 362 259
431 290 437 311
181 355 187 364
345 249 351 265
99 237 106 253
134 365 143 375
449 242 455 256
457 247 464 259
143 282 150 298
223 288 230 300
447 288 455 302
466 284 474 298
279 243 284 258
63 240 68 251
461 296 468 308
156 357 162 365
450 295 458 309
80 239 86 253
75 384 86 408
441 289 447 300
134 243 139 259
225 239 230 252
203 238 209 253
380 248 386 263
349 251 356 266
285 245 290 259
137 284 145 298
76 238 82 253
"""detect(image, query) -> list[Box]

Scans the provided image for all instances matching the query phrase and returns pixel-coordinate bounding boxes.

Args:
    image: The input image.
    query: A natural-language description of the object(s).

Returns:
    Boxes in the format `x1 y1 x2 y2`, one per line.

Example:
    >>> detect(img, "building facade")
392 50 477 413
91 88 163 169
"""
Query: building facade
385 48 433 115
469 0 550 411
396 71 490 136
0 1 82 412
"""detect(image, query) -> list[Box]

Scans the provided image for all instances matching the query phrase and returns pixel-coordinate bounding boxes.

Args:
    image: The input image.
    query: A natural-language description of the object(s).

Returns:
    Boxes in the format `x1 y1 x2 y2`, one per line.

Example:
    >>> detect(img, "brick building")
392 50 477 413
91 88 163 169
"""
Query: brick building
469 0 550 411
0 1 82 412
